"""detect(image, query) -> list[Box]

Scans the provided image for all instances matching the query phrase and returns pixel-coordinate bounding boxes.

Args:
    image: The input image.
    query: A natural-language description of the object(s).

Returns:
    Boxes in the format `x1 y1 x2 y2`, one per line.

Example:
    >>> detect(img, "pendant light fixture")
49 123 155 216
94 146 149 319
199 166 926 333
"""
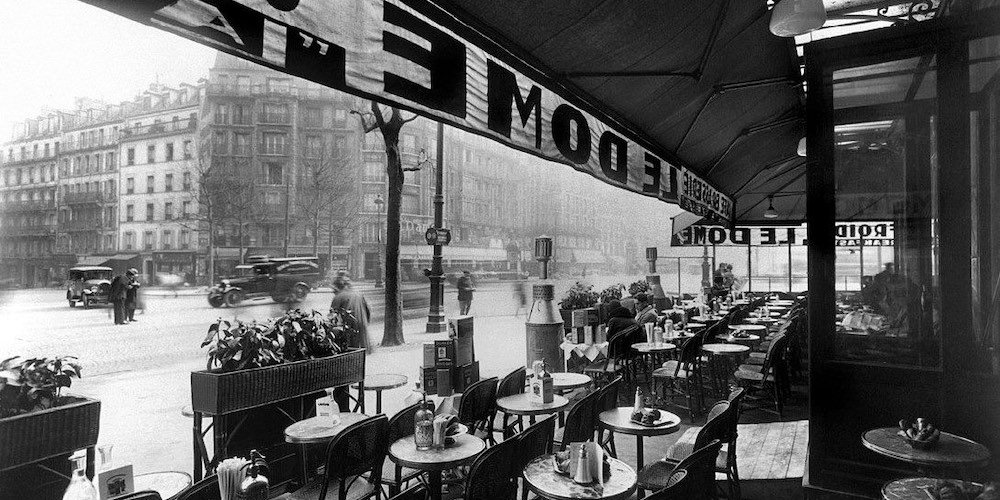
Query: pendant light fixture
764 196 779 219
769 0 827 37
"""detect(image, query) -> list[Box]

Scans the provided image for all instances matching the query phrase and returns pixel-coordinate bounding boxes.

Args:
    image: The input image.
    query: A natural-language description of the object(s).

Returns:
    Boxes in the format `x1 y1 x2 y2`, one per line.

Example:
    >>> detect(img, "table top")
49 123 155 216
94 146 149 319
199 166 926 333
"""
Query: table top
284 413 370 444
862 428 992 468
551 372 593 391
743 317 777 324
497 393 571 416
751 311 781 318
729 324 767 331
702 343 750 355
683 323 707 329
127 471 192 500
523 454 637 500
389 433 485 471
881 477 983 500
597 407 681 437
354 373 408 391
723 334 761 343
768 300 795 306
631 342 677 353
692 315 724 322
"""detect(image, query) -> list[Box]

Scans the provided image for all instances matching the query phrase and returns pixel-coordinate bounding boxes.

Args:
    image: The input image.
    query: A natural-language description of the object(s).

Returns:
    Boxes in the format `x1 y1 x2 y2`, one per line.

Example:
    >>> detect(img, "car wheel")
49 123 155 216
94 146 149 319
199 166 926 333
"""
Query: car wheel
271 293 287 303
223 290 243 307
208 294 224 308
290 284 309 302
69 299 76 308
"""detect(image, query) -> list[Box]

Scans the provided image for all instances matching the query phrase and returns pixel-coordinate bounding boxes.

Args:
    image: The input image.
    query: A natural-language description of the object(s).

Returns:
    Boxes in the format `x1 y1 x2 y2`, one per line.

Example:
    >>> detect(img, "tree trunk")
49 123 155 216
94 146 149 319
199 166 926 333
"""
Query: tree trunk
382 126 405 346
238 222 245 264
313 218 320 258
327 210 335 272
207 217 215 285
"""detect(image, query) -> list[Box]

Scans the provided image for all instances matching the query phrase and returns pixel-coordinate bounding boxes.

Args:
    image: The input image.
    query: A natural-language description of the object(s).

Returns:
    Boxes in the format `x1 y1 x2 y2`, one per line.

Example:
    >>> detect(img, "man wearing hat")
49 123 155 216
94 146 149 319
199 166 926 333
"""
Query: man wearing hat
124 268 141 323
109 271 128 325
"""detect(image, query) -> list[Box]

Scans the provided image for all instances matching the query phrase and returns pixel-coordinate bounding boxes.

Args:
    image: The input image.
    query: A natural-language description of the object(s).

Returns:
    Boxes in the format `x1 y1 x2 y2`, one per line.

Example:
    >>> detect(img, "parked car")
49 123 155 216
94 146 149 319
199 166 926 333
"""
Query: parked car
66 266 113 308
207 256 320 308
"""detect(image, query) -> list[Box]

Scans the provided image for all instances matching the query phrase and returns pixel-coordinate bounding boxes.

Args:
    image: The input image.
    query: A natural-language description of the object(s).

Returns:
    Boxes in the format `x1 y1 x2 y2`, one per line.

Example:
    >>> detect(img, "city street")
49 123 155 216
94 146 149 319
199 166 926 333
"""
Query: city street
0 277 636 476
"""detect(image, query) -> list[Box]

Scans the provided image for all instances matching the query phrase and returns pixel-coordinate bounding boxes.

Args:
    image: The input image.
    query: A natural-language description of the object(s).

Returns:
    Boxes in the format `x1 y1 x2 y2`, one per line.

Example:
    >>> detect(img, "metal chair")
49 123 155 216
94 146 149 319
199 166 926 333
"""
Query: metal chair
175 475 220 500
459 377 499 445
514 415 557 500
640 440 724 500
596 376 623 458
493 367 526 441
289 415 390 500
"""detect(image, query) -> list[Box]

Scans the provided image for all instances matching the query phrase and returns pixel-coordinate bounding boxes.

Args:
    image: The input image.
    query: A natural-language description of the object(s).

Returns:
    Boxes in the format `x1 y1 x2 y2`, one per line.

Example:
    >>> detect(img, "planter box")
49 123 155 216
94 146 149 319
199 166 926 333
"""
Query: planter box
190 348 366 415
0 396 100 472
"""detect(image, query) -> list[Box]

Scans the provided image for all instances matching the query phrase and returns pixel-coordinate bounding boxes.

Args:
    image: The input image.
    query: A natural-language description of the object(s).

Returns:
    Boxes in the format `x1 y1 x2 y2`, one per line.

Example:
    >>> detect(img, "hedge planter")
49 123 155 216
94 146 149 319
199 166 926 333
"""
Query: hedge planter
0 396 101 472
190 348 366 415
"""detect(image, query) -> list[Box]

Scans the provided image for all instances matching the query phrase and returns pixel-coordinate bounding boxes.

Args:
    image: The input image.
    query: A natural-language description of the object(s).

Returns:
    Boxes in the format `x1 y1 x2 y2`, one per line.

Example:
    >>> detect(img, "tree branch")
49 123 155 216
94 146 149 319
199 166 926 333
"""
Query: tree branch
350 109 378 133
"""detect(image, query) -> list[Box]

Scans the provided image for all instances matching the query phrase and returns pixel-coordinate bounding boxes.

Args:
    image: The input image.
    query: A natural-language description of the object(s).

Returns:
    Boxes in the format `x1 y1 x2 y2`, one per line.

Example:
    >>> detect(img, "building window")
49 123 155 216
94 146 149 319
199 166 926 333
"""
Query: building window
147 144 156 163
165 143 174 161
180 230 190 249
182 201 191 218
262 102 289 124
303 107 322 127
234 133 250 155
214 103 229 124
126 204 134 222
106 152 115 170
183 140 192 159
126 177 134 194
182 171 192 191
165 173 173 192
162 230 173 250
146 203 154 221
44 143 50 157
124 231 134 250
266 163 284 185
304 135 323 158
233 104 252 125
147 175 154 193
261 133 287 155
213 132 229 154
126 148 135 165
164 202 173 220
266 77 290 93
334 109 346 124
143 231 154 250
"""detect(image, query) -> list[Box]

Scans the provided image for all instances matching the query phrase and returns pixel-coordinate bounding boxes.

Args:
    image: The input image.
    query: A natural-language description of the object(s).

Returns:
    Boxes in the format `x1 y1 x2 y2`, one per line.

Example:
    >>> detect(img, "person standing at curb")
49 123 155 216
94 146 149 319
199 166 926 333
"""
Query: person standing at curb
457 270 475 315
109 271 128 325
125 268 141 322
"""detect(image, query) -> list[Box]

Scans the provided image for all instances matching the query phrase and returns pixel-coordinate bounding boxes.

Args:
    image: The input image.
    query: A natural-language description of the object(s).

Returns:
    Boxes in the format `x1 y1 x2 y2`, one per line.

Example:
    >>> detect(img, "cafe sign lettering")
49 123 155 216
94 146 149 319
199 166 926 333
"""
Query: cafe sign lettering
671 222 895 247
84 0 733 222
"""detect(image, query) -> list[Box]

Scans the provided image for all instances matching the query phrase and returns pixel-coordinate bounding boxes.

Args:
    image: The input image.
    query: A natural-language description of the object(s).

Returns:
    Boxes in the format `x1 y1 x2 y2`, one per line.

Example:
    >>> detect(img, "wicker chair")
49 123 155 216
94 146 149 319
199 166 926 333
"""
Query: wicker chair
493 367 527 441
583 326 637 383
113 492 162 500
595 376 623 458
552 387 602 451
643 470 696 500
652 330 704 422
735 334 789 418
464 434 521 500
365 403 422 496
175 475 220 500
459 377 499 445
514 415 556 500
637 401 730 492
289 415 390 500
641 440 723 500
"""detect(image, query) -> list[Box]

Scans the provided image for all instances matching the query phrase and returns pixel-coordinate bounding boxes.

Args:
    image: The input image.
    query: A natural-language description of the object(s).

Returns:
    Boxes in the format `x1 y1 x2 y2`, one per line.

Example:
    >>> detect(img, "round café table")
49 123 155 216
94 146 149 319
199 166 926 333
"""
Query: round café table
881 477 983 500
523 454 637 500
496 393 570 425
352 373 408 414
125 471 192 500
862 428 992 472
598 407 680 496
692 315 724 323
551 372 593 393
702 343 750 396
683 322 707 330
390 433 485 500
728 324 767 332
285 413 369 483
631 342 677 383
722 333 761 344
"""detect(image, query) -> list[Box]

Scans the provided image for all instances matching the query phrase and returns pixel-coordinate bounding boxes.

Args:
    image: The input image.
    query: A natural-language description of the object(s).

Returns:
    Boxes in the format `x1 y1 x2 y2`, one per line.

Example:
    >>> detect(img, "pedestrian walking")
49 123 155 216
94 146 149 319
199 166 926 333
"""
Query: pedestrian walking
513 280 527 316
328 273 372 412
125 268 141 322
457 270 475 315
109 272 127 325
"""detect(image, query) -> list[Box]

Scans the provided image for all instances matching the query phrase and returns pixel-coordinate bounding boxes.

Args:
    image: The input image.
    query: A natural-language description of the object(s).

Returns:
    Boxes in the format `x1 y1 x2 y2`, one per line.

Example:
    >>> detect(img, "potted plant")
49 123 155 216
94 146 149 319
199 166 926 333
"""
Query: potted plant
558 282 600 336
0 356 100 473
597 283 625 323
628 279 650 297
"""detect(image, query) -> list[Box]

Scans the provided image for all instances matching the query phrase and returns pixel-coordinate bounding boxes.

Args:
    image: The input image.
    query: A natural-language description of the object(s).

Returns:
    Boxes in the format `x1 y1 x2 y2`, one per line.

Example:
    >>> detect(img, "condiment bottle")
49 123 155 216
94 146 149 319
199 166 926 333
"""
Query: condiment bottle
633 388 643 414
573 444 592 484
653 326 663 344
414 394 434 450
539 361 554 404
239 450 269 500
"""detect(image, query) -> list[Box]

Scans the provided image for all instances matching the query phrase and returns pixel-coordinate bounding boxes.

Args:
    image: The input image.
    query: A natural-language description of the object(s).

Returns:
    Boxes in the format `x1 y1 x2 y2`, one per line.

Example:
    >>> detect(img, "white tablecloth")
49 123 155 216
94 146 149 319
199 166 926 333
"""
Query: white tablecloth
559 341 609 361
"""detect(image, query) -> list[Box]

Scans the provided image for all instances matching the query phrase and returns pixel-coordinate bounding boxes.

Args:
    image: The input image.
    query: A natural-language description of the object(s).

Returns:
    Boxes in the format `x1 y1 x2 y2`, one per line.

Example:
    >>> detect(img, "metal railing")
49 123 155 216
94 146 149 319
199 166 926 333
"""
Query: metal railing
63 191 116 204
0 200 57 212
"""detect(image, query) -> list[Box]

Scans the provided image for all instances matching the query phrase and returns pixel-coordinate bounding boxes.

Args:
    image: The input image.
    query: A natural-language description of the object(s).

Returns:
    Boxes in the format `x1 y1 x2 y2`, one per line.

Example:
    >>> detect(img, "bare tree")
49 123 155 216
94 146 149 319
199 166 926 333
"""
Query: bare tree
222 155 265 264
352 101 418 347
297 144 353 261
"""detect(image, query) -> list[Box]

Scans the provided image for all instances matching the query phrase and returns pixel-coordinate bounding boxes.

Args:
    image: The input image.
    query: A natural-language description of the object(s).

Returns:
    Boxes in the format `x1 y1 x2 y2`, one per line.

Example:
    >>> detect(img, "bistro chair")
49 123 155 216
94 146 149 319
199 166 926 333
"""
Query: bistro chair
652 331 704 422
459 377 499 445
365 403 422 496
643 470 697 500
175 475 220 500
514 415 556 500
637 402 730 492
639 440 724 500
583 326 638 384
721 388 747 500
383 484 426 500
552 386 602 451
113 492 163 500
493 367 527 441
289 414 390 500
596 376 623 458
464 434 521 500
735 334 790 418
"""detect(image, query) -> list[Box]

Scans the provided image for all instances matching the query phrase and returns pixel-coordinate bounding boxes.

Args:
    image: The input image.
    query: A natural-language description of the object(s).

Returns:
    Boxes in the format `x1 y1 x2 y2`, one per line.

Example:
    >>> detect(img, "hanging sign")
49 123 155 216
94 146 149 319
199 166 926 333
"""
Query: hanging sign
83 0 733 221
424 227 451 245
670 222 895 247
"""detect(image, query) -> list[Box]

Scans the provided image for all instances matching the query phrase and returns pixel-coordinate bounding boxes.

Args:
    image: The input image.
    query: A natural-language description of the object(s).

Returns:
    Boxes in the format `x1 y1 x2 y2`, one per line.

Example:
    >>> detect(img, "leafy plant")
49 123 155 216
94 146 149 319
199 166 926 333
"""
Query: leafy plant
598 284 625 303
628 279 650 296
270 309 343 360
0 356 82 416
201 319 282 372
559 282 599 310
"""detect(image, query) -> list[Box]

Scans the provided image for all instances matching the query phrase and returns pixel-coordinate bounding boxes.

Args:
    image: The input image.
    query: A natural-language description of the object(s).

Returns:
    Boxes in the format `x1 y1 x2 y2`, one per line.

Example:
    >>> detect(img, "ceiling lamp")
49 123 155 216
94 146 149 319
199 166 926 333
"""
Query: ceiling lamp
770 0 827 37
797 137 807 156
764 196 779 219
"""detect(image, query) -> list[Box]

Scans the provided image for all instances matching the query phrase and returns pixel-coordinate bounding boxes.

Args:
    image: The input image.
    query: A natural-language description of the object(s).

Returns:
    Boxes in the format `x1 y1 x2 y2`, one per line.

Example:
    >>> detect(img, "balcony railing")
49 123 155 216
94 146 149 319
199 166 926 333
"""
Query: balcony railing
63 219 104 232
1 224 57 237
63 191 116 204
0 200 57 212
206 83 340 100
121 118 198 139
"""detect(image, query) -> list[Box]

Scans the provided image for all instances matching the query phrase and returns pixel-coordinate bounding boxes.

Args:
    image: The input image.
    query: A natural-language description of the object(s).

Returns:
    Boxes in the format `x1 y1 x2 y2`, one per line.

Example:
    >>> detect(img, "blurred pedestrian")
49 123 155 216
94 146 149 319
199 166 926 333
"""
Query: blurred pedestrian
457 270 475 315
125 268 141 322
329 274 373 354
109 272 127 325
513 280 527 316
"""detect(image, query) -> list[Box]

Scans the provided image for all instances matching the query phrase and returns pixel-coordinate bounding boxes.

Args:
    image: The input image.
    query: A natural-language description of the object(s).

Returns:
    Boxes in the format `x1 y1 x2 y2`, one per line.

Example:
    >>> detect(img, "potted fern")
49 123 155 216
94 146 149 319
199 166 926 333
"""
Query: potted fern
0 356 100 474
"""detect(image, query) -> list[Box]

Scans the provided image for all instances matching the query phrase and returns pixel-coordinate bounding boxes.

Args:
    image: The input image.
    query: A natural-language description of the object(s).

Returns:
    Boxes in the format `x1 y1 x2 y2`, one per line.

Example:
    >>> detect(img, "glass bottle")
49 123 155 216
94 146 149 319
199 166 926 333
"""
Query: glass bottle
62 451 98 500
539 361 553 403
633 388 643 414
414 394 434 450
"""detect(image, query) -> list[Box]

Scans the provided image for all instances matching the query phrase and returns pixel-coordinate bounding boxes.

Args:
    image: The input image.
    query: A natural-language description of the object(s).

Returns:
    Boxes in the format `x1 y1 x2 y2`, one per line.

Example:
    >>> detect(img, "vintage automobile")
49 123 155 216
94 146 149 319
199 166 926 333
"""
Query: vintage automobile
66 266 114 308
207 256 320 308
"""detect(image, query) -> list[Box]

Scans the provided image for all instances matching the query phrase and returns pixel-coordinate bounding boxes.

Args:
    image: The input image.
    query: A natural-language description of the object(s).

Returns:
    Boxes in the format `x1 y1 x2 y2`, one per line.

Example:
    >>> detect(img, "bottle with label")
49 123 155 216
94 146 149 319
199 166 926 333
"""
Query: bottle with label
539 361 554 404
63 451 98 500
414 394 434 450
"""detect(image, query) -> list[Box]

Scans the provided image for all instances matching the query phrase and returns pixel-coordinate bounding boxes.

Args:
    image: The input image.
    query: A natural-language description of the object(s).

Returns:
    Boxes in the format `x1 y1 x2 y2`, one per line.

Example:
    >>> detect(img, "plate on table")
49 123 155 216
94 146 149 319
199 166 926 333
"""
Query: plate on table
629 409 677 427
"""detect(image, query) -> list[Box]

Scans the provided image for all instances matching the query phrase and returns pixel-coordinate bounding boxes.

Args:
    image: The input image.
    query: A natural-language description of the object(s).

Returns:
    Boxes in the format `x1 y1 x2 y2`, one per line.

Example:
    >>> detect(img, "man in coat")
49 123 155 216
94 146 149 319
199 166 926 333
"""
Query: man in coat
109 272 128 325
457 270 475 315
328 273 372 412
634 292 658 325
124 268 141 322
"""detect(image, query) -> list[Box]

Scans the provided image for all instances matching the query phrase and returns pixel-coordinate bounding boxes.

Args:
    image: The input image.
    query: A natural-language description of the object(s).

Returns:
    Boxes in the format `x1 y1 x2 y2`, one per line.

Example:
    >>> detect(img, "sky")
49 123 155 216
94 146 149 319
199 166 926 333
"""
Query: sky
0 0 217 139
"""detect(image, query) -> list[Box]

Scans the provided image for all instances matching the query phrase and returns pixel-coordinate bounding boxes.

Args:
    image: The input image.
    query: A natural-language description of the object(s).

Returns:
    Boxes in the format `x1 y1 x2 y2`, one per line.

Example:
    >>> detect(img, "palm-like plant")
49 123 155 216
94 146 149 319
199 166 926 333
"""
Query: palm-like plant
0 356 82 415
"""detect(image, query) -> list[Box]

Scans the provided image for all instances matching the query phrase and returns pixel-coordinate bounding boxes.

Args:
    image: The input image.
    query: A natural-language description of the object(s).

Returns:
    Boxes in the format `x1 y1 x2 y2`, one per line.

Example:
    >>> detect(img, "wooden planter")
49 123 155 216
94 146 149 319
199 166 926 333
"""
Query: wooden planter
190 348 366 415
0 396 101 472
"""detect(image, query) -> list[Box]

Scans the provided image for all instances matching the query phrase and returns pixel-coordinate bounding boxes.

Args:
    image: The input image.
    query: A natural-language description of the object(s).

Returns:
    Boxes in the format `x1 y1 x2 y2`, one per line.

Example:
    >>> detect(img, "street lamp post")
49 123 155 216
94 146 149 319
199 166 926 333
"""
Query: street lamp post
426 122 447 333
374 193 384 288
